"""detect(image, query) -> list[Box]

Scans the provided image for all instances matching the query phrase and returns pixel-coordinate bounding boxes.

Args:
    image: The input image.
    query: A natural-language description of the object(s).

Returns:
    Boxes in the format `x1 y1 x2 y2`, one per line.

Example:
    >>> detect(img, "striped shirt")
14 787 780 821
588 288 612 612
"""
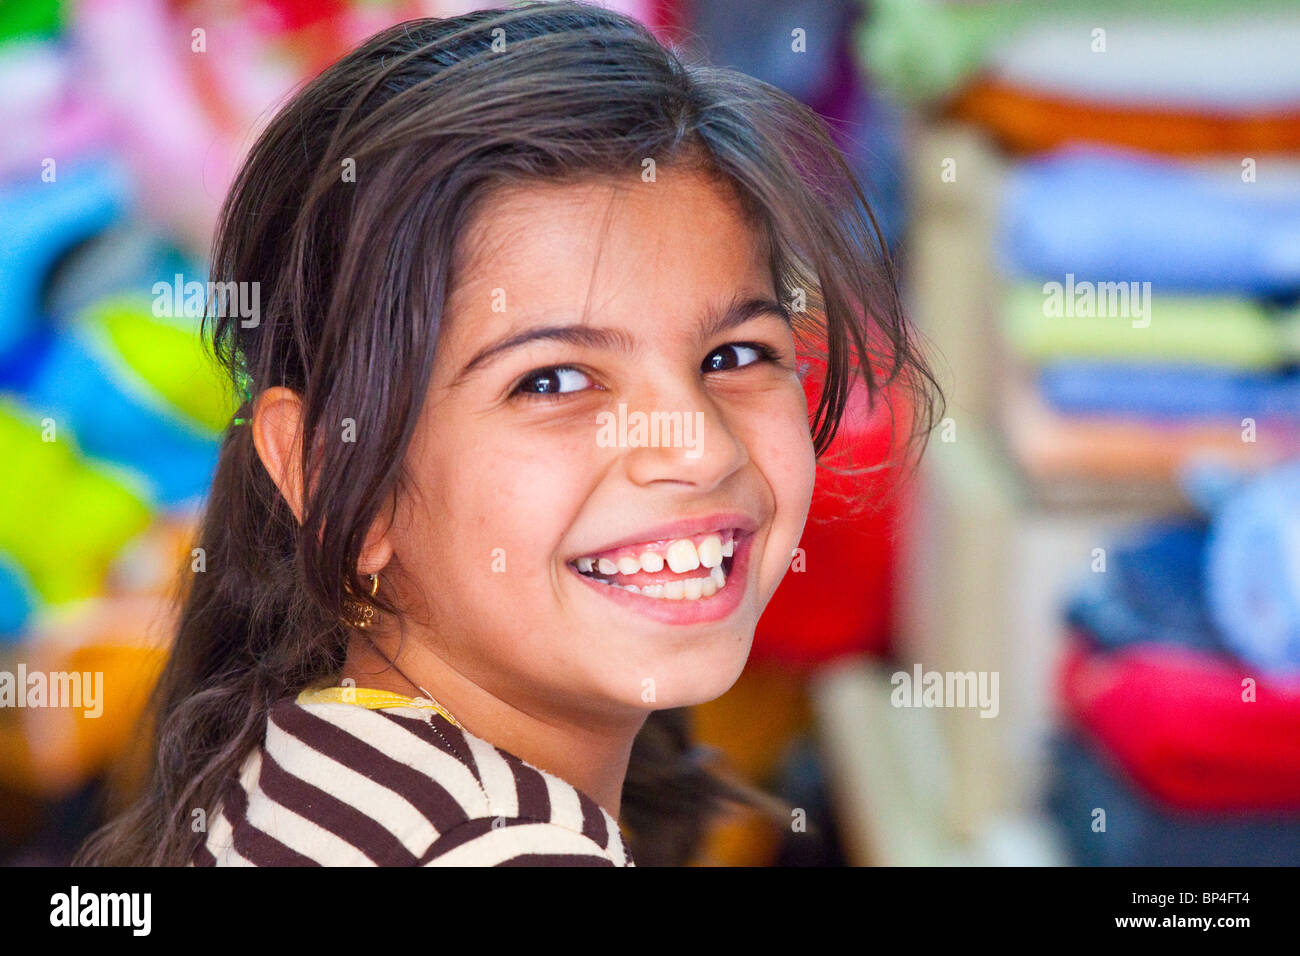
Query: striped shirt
191 686 635 866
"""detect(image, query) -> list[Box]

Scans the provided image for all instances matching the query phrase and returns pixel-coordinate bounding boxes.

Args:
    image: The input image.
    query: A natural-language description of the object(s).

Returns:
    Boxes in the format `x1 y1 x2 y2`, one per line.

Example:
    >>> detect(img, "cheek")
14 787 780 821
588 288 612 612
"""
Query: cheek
742 388 817 583
410 421 596 596
751 386 817 509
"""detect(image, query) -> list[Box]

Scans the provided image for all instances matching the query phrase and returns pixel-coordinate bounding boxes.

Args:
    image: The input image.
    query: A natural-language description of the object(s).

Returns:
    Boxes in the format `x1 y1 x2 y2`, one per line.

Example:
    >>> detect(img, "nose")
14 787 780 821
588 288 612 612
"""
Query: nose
617 379 749 492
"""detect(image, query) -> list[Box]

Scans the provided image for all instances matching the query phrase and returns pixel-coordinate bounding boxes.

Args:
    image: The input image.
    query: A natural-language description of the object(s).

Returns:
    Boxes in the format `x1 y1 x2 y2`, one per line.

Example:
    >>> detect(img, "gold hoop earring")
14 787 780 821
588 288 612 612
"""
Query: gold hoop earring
342 573 380 629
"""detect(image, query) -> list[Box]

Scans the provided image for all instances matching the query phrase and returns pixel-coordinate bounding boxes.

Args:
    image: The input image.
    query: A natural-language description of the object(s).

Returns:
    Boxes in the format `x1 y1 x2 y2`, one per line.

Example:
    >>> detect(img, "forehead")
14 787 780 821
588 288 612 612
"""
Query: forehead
445 169 773 324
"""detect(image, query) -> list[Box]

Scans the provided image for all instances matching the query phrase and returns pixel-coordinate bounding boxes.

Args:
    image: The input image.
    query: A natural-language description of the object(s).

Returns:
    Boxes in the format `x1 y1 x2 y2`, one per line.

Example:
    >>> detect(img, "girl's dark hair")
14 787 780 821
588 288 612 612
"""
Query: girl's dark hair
75 1 939 866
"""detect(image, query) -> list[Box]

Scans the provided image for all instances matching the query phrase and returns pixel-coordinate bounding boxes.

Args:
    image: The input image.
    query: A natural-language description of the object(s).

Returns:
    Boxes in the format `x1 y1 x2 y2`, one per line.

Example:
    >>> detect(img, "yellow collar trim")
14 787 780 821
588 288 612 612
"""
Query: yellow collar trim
298 686 462 729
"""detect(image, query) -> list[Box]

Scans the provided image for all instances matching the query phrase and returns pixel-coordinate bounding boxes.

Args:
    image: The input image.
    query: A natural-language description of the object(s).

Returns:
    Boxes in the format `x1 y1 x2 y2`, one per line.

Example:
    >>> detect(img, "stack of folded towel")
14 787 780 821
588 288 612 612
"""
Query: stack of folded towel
858 1 1300 864
859 1 1300 484
998 148 1300 484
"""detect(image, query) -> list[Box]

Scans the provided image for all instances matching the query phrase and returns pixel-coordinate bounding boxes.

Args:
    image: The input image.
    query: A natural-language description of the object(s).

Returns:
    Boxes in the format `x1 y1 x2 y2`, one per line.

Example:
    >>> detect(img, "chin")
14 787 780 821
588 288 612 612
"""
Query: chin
641 631 755 710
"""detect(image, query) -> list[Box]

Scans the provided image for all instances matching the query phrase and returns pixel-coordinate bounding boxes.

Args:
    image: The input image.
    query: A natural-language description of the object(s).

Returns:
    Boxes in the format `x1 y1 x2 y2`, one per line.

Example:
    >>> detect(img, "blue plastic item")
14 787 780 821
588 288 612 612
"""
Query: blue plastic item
0 552 36 642
0 156 131 361
24 320 220 507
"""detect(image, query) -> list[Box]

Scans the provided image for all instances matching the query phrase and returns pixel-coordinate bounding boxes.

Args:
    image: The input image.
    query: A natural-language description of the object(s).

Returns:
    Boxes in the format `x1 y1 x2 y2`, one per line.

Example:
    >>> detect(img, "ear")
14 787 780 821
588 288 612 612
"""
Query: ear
251 386 310 523
357 517 394 577
251 386 394 575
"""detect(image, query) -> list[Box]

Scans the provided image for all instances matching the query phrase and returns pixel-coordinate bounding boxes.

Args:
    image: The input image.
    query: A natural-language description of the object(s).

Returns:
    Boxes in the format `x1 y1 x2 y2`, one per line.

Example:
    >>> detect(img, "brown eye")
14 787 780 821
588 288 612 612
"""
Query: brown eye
703 343 769 373
513 366 592 397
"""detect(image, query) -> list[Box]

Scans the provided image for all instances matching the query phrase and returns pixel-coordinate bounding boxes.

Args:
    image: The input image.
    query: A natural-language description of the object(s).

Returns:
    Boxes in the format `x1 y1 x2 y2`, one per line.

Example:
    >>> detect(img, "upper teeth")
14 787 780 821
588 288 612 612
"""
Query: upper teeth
575 532 735 576
665 539 700 573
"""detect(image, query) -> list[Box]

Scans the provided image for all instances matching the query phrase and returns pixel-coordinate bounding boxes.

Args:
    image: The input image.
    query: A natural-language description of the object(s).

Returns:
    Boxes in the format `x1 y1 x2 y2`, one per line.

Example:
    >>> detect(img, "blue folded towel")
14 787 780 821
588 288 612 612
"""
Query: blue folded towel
1039 361 1300 421
1065 519 1229 657
1000 148 1300 298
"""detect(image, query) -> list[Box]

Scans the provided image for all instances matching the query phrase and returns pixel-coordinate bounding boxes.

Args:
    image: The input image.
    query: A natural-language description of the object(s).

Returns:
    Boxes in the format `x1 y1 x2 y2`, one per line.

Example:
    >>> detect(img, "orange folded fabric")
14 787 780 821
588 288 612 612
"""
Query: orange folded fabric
950 78 1300 156
1001 376 1300 483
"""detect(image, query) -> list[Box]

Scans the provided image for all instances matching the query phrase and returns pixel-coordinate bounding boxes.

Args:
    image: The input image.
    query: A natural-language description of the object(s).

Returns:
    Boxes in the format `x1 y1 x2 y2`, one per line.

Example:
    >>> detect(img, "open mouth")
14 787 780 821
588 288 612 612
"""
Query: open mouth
567 529 740 601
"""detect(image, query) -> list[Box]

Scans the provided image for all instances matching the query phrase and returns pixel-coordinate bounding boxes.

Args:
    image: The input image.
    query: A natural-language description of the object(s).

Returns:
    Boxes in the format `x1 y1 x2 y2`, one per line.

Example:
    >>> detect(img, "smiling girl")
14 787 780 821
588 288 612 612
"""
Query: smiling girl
76 1 937 867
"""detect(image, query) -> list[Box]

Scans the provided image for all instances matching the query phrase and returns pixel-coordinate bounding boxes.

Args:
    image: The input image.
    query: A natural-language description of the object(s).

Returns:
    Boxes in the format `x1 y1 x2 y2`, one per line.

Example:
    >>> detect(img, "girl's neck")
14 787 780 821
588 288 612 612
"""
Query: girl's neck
339 633 644 820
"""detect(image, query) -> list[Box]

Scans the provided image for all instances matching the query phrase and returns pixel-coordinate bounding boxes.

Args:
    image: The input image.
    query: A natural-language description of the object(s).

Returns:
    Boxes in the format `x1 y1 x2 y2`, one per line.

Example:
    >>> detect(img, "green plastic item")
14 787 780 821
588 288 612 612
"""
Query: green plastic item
91 295 238 434
0 398 152 605
0 0 61 45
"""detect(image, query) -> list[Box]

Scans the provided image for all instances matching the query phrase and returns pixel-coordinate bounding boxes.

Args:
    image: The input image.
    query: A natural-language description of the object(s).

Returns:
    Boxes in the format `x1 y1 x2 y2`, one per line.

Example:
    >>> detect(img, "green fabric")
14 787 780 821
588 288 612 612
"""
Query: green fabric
857 0 1300 105
1002 283 1300 369
0 399 151 605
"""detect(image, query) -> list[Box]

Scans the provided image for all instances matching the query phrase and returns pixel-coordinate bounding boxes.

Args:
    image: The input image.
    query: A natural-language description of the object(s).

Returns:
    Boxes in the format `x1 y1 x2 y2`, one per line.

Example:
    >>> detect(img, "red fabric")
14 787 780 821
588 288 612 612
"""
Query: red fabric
750 359 905 668
1059 632 1300 812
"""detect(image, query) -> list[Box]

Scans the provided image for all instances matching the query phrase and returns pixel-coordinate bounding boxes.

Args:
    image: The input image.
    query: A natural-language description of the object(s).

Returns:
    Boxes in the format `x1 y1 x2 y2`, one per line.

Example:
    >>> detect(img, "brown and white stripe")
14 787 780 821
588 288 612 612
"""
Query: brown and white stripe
191 696 634 867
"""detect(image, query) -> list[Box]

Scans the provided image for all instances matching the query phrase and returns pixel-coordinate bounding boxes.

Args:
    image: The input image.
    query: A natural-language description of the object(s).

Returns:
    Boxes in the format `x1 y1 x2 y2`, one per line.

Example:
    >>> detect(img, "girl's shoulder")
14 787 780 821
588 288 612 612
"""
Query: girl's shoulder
191 689 634 866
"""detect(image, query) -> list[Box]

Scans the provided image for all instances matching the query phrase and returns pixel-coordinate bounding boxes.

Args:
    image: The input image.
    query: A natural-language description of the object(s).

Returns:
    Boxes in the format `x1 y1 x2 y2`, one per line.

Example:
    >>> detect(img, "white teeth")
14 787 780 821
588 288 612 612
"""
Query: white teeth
665 539 700 573
578 530 737 576
576 529 737 601
581 569 725 600
697 534 723 569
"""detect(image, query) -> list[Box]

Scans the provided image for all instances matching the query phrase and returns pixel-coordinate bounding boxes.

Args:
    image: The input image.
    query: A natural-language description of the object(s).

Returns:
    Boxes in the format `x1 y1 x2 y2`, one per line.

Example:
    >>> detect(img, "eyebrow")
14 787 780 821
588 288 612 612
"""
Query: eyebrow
453 294 791 383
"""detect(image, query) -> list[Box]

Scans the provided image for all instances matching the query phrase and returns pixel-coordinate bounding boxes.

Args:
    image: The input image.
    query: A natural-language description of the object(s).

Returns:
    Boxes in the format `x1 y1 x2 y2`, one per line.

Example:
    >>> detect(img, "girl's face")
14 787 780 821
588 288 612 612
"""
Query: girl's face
386 168 816 721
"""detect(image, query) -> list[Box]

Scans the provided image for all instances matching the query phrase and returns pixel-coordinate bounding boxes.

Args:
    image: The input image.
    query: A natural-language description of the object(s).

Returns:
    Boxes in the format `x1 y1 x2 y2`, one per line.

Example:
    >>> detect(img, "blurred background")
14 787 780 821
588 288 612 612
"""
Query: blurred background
3 0 1300 866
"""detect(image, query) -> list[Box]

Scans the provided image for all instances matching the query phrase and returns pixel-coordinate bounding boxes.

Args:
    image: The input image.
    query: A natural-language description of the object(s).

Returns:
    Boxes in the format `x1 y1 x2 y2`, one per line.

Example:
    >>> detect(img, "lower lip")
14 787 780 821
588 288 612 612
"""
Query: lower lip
568 531 754 626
